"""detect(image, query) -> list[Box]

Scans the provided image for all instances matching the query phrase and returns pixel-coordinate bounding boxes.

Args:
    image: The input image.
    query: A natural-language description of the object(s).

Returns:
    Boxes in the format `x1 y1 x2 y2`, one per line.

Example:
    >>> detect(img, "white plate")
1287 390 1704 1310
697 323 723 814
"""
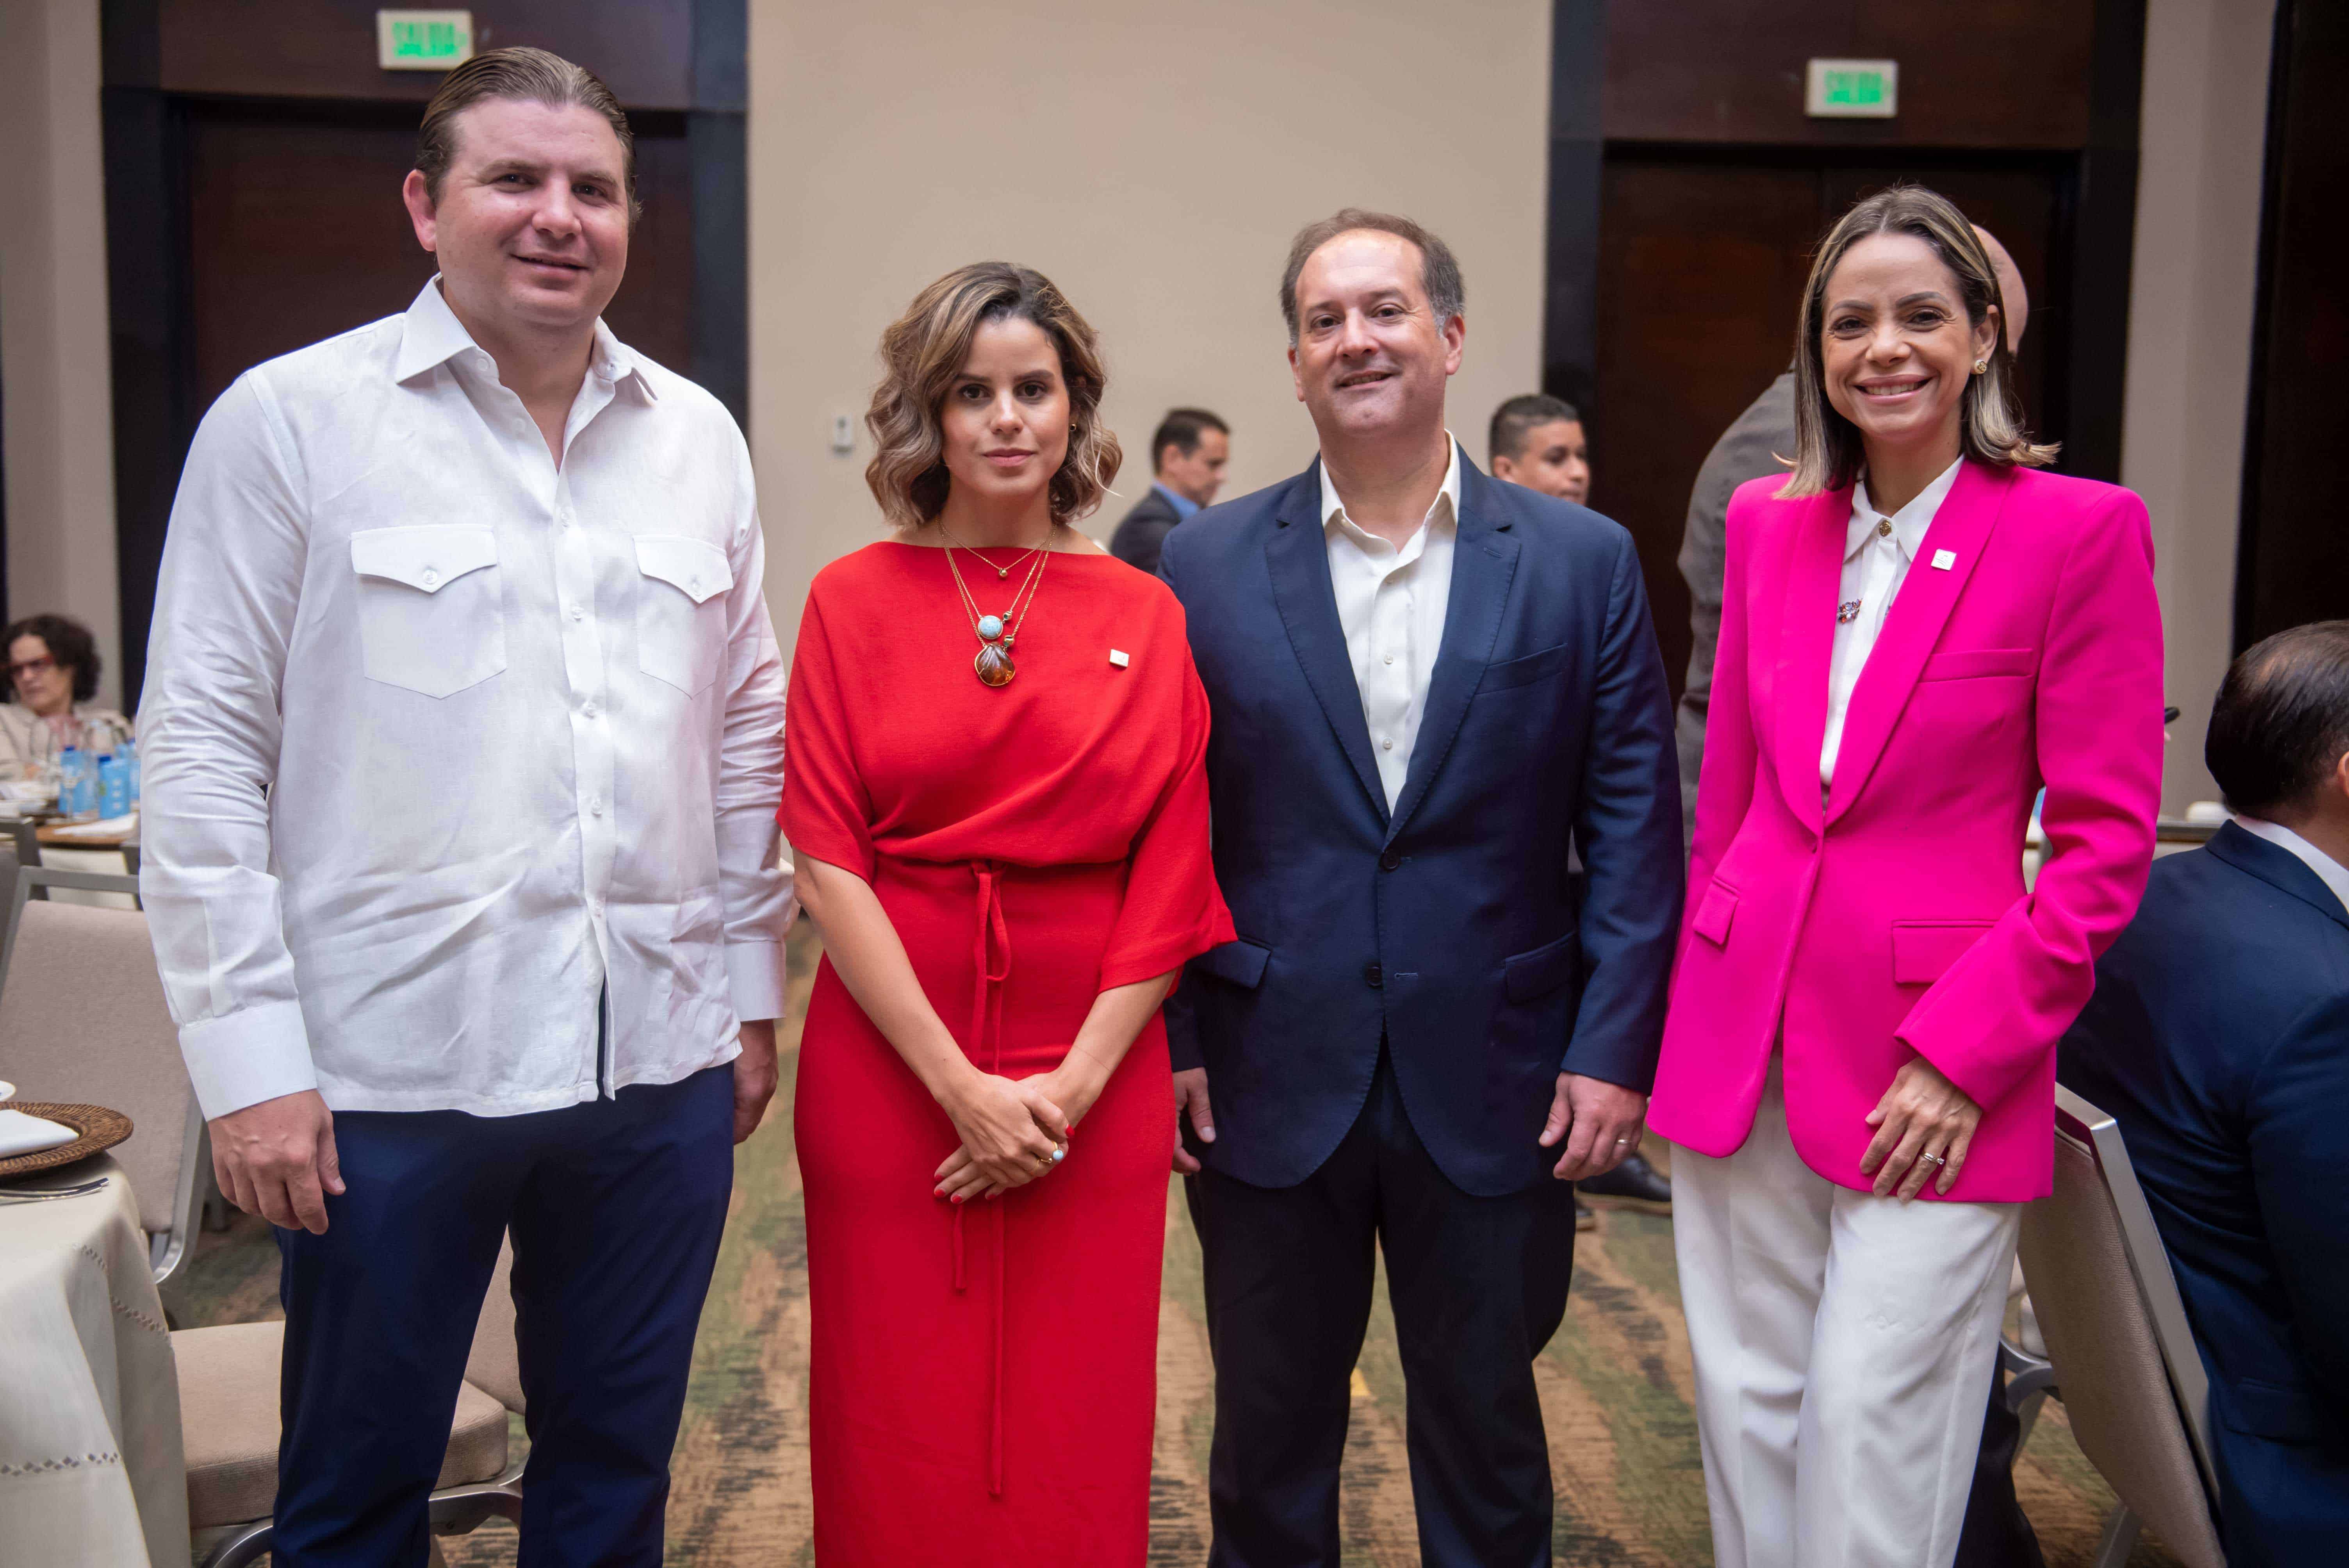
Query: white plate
0 1080 14 1103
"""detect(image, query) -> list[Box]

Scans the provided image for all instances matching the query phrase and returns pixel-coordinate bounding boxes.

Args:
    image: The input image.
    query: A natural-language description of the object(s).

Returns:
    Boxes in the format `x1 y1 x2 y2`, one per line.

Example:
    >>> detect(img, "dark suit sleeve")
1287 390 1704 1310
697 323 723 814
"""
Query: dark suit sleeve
1565 528 1685 1088
2249 990 2349 1417
1155 522 1206 1073
1109 494 1178 576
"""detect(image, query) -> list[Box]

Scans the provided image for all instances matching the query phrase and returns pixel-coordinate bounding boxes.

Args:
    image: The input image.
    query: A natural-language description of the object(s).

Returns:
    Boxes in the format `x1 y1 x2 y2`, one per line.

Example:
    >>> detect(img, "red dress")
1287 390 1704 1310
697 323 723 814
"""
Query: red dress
780 542 1233 1564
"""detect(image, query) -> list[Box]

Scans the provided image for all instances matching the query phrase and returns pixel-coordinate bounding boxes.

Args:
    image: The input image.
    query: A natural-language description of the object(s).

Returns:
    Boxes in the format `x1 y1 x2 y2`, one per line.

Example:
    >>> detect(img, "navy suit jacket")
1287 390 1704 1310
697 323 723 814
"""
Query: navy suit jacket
1159 455 1682 1197
2058 823 2349 1566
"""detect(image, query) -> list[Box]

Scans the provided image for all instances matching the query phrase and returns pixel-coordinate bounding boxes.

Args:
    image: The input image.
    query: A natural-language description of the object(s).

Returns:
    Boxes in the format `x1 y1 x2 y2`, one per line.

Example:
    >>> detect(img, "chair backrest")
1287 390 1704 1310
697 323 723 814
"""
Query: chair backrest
0 868 204 1283
466 1235 526 1415
2019 1086 2226 1568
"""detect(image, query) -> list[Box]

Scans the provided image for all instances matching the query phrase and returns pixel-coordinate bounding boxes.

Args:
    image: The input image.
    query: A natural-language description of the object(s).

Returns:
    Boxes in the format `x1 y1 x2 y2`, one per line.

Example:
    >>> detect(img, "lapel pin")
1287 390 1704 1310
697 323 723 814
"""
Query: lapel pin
1109 649 1130 668
1931 549 1957 570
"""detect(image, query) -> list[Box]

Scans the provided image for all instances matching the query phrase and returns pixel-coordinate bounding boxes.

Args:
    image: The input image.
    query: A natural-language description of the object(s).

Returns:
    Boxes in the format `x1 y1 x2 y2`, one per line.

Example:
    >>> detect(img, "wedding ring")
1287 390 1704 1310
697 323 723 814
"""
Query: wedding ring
1614 1137 1631 1146
1920 1152 1947 1166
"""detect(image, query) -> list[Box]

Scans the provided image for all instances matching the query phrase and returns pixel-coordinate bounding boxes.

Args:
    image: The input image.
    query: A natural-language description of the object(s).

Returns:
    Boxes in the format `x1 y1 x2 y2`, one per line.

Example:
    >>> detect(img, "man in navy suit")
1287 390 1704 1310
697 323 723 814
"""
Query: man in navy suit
1159 208 1681 1567
2059 620 2349 1568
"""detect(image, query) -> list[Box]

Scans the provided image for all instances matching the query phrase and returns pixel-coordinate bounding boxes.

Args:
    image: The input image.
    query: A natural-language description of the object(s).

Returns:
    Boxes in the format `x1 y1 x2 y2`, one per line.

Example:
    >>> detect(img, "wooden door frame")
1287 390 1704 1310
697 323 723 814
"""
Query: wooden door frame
97 0 747 702
1543 0 2144 485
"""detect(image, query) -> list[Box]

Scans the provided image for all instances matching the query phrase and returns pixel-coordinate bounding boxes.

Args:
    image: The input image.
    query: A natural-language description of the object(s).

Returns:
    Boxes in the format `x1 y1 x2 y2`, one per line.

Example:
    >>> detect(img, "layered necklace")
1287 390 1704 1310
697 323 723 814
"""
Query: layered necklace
940 523 1053 688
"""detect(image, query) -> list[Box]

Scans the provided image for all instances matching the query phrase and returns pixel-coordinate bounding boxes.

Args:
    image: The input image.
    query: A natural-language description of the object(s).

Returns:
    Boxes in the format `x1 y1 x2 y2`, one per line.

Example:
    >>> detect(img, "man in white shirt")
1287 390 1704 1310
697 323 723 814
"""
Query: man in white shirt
1157 209 1682 1565
139 49 790 1564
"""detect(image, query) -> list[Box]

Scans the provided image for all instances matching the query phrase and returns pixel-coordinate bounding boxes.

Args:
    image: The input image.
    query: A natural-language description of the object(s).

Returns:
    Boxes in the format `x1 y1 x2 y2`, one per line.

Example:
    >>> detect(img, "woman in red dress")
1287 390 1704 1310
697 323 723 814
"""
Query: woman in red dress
782 262 1233 1563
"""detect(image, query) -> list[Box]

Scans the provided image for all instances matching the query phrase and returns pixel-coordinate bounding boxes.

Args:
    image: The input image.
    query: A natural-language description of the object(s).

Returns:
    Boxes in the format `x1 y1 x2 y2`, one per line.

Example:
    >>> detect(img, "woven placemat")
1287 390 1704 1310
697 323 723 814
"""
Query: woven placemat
0 1102 132 1181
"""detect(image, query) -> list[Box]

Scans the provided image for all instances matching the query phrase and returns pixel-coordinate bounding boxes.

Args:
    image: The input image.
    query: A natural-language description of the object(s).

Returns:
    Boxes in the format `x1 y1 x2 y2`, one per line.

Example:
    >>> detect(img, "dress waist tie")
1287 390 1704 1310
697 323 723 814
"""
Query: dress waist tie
950 861 1015 1496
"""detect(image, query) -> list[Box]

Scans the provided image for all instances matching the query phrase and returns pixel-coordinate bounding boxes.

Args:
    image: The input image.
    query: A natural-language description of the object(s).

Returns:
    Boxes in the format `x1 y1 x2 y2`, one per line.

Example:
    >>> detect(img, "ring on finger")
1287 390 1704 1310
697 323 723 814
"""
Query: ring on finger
1918 1150 1948 1167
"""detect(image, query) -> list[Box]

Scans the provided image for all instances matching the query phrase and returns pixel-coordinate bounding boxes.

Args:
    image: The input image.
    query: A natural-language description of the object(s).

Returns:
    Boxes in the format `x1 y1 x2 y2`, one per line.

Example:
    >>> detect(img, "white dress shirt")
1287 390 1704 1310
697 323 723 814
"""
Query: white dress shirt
1820 458 1965 785
142 280 794 1120
1321 437 1463 808
2233 817 2349 916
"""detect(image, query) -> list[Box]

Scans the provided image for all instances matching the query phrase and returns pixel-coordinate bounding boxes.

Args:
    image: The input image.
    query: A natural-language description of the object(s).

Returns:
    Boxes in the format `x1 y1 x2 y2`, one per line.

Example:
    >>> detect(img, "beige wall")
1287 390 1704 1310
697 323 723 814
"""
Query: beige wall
746 0 1553 654
0 0 123 711
2123 0 2277 816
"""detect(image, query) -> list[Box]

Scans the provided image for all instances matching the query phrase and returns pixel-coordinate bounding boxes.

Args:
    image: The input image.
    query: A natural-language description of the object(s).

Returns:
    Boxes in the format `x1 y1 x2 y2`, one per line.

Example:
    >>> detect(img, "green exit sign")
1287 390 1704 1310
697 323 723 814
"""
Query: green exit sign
1806 57 1899 119
377 10 475 71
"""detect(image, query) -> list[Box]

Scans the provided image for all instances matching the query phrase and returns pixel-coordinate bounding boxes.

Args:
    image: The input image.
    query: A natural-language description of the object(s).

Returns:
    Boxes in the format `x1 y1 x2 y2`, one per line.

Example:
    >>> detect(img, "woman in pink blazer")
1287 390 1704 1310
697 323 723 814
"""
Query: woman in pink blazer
1650 185 2164 1568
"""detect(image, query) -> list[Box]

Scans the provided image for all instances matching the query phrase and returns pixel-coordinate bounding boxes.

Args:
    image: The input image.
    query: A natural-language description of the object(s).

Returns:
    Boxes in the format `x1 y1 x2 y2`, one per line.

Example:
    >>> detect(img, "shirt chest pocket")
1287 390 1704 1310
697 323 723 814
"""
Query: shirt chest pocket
635 535 734 696
349 526 507 698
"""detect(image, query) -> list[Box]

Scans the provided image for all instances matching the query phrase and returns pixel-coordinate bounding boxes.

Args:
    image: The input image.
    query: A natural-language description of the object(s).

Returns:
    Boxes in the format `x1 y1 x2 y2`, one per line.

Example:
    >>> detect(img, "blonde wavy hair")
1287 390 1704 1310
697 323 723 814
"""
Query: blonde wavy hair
1782 184 2057 497
864 263 1121 530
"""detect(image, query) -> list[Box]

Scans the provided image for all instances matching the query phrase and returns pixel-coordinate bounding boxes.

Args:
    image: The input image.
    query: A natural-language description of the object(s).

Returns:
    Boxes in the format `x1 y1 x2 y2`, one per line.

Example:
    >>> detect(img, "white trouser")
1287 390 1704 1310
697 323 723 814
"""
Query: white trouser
1671 1063 2019 1568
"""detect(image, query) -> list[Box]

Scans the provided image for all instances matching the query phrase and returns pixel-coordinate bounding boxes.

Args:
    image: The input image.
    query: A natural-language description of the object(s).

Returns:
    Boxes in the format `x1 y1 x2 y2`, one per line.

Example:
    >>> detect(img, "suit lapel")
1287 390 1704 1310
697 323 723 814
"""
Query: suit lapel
2209 822 2349 932
1772 490 1845 830
1387 462 1519 842
1264 464 1390 825
1825 461 2010 821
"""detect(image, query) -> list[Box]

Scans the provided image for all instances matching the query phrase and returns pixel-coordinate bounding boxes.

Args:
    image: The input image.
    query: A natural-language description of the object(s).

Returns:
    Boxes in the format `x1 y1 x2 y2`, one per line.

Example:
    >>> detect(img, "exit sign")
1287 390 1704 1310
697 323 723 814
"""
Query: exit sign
1806 58 1898 118
378 10 474 71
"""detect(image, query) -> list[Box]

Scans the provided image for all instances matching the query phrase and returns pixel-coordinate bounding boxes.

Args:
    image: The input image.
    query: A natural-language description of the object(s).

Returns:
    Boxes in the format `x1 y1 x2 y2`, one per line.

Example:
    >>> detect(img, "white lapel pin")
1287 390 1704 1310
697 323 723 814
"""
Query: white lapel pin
1109 649 1130 668
1931 549 1957 571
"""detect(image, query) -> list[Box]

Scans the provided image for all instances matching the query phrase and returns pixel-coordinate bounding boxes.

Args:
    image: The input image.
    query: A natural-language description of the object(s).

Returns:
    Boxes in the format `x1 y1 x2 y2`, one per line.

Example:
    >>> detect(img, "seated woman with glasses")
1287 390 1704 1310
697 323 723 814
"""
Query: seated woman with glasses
0 614 133 779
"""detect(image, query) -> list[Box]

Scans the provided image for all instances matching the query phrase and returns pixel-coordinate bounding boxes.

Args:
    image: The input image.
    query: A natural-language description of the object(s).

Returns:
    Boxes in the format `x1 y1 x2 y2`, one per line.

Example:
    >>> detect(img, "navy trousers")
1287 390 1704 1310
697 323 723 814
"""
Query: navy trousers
271 1063 735 1566
1186 1050 1581 1568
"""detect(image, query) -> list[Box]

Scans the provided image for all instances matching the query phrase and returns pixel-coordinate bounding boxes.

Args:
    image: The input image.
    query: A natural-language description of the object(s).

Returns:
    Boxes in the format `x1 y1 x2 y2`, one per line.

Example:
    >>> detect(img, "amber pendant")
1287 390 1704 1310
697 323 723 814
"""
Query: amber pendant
975 641 1016 686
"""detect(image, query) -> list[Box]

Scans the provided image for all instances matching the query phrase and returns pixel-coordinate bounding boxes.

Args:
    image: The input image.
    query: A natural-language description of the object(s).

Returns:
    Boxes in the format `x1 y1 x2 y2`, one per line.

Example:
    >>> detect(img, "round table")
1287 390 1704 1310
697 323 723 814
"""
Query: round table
0 1154 188 1564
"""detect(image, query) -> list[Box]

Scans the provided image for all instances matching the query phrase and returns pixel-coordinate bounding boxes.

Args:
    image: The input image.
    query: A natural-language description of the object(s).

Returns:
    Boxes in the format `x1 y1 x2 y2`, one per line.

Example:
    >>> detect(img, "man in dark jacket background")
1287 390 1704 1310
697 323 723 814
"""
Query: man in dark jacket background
1107 406 1229 574
2059 621 2349 1568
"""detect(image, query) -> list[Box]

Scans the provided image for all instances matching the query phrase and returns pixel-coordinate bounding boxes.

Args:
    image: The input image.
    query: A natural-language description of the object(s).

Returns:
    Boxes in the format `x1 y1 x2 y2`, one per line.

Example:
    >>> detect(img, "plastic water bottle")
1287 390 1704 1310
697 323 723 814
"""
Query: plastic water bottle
57 746 94 820
122 736 140 806
97 752 130 819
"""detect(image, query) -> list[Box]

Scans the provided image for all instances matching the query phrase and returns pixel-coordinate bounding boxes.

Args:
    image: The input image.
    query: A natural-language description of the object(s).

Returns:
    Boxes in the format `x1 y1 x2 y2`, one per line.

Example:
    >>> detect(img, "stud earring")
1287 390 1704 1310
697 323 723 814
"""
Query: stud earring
1972 358 1989 374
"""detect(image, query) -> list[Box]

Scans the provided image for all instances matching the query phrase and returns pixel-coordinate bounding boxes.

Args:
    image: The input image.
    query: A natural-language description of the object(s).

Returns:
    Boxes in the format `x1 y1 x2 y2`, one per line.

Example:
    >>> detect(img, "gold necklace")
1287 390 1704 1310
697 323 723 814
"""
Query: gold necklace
938 522 1048 581
943 538 1051 687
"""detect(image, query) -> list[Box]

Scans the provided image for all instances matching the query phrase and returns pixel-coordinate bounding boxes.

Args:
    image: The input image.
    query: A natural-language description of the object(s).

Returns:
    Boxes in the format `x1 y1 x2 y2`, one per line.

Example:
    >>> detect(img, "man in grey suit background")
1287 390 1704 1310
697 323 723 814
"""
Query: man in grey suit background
1108 406 1230 574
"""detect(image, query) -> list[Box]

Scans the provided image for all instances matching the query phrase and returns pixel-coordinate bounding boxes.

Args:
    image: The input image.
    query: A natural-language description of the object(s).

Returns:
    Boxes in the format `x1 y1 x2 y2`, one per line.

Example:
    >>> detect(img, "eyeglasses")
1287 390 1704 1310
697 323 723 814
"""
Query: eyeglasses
7 658 56 680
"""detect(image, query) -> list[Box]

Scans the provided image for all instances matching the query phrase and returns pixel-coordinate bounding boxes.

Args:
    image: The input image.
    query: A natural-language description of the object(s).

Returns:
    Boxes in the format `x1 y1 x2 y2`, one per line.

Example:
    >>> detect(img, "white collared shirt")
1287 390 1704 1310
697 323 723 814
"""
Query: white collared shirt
141 280 795 1120
1321 437 1463 808
2233 817 2349 916
1821 457 1965 785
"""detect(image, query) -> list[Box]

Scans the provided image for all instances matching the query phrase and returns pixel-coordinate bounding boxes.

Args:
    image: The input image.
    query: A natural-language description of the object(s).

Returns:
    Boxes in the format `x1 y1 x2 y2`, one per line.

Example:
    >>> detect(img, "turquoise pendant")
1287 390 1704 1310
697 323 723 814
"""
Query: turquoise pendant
977 614 1004 641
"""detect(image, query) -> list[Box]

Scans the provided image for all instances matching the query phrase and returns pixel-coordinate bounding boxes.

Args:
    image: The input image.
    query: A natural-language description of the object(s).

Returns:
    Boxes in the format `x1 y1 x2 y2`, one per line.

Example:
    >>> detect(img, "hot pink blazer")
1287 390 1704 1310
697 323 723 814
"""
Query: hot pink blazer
1649 460 2164 1201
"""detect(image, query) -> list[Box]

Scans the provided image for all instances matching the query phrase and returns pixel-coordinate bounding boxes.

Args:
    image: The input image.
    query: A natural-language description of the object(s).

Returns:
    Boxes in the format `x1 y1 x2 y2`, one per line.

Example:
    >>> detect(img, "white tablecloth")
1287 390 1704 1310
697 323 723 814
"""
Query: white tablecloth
0 1155 187 1565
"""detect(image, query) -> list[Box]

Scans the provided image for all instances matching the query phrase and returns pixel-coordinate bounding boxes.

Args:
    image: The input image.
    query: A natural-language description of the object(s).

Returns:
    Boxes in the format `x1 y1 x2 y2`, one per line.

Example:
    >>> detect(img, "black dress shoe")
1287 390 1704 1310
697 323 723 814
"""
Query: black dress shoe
1580 1151 1671 1212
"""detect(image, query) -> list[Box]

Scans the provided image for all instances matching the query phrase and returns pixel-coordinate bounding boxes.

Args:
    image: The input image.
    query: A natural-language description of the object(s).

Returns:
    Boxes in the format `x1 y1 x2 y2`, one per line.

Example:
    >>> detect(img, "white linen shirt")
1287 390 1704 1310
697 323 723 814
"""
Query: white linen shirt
1820 457 1965 786
2235 817 2349 916
1321 437 1463 808
141 280 795 1120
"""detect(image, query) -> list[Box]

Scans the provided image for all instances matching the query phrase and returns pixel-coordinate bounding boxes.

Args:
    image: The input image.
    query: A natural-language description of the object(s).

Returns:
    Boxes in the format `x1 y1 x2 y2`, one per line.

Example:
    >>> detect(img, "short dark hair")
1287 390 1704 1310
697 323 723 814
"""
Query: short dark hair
1279 207 1465 345
2206 620 2349 819
5 614 101 704
1151 408 1228 472
415 46 638 222
1489 394 1581 465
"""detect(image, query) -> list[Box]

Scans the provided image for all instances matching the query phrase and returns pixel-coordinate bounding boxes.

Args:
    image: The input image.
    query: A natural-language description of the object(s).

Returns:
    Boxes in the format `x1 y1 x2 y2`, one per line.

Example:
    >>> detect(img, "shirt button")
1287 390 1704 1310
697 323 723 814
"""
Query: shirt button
588 797 604 817
690 576 704 595
1381 737 1394 751
583 702 599 719
1383 654 1395 665
421 568 440 588
1876 519 1892 538
569 605 585 622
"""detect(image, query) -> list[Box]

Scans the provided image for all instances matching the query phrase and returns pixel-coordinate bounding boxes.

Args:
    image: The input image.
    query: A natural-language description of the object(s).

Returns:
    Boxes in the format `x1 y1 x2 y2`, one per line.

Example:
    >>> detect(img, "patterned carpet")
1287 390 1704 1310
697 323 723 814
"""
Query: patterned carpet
165 926 2186 1566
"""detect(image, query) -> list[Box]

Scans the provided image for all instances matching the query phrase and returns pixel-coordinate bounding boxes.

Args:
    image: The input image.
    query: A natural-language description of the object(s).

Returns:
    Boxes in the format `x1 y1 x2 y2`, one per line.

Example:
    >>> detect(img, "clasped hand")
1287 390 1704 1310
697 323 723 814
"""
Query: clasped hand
934 1058 1098 1203
1860 1057 1981 1199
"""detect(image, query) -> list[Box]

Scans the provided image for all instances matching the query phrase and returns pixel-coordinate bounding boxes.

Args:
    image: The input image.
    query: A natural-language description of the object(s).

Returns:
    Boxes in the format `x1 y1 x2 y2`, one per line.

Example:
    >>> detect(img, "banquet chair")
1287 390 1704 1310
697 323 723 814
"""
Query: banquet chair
0 866 205 1286
178 1236 528 1568
2015 1086 2226 1568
